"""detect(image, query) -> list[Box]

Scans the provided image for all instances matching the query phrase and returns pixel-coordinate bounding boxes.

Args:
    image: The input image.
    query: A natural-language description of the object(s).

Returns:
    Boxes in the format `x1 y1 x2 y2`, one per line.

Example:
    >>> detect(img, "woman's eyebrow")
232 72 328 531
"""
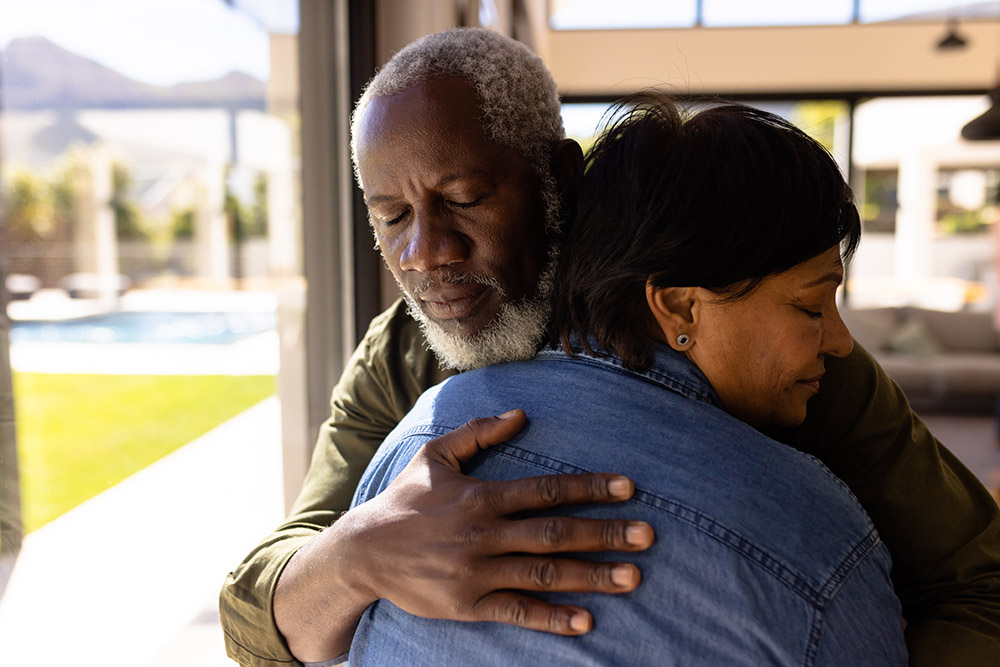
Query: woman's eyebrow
801 271 844 289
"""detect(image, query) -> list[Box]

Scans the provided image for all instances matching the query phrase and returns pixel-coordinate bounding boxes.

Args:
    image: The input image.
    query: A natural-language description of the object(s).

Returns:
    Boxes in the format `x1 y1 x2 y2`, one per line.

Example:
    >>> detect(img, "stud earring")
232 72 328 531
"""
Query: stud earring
676 333 691 347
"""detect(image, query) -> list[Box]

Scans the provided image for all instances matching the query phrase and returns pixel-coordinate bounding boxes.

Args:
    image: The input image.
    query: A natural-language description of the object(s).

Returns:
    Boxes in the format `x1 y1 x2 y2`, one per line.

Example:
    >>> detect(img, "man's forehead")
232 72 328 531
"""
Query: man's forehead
355 78 512 195
359 77 482 143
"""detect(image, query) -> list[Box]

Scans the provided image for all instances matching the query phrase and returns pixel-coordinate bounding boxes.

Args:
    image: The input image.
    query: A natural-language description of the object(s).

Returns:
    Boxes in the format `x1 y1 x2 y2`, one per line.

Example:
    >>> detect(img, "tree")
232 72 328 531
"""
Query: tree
110 163 146 240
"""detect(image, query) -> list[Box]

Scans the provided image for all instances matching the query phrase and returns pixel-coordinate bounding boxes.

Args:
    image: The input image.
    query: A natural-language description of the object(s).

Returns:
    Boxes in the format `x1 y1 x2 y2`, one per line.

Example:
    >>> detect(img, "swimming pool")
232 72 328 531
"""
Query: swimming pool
10 311 277 344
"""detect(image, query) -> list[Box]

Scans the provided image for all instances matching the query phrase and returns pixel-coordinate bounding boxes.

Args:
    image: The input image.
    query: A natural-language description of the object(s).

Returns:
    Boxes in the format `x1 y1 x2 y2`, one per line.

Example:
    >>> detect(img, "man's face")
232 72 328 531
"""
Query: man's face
356 76 555 369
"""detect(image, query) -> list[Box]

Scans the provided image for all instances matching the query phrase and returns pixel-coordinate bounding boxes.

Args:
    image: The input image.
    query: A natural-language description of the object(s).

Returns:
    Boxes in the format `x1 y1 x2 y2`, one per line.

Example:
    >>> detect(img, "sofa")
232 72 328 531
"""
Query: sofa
840 306 1000 414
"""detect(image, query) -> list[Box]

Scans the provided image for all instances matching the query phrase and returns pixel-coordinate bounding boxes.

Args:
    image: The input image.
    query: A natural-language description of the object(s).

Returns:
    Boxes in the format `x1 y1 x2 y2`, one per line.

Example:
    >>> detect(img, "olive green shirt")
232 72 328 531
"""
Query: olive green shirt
220 300 1000 666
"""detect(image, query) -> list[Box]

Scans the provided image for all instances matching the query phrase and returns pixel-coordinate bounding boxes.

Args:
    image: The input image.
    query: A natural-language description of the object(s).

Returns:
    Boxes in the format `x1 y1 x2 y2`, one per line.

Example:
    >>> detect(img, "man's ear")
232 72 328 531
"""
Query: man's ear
645 283 698 351
552 138 583 204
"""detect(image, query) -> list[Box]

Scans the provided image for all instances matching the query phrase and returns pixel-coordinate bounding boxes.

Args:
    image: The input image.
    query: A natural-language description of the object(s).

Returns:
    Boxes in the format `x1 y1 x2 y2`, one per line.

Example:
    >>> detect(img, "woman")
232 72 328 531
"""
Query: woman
553 95 858 430
347 95 907 666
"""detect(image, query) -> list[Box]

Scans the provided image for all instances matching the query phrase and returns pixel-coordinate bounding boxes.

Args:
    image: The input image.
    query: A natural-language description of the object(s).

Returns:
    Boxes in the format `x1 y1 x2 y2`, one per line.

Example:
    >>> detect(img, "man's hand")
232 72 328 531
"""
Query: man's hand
274 410 654 663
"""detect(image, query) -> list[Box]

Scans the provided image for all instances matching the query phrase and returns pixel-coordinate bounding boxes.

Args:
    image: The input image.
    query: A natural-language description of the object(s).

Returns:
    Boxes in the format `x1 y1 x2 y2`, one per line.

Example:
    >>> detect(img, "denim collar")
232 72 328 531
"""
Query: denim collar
536 340 723 410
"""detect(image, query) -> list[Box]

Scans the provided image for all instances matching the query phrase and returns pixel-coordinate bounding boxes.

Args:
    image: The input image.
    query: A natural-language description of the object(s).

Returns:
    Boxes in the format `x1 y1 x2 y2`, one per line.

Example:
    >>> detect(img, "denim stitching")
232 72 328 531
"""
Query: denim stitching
804 603 824 666
388 422 879 611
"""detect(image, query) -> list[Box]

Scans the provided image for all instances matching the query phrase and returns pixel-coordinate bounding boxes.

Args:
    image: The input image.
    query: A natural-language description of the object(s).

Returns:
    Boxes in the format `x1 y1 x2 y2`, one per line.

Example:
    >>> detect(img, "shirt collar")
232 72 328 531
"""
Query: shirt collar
536 340 723 409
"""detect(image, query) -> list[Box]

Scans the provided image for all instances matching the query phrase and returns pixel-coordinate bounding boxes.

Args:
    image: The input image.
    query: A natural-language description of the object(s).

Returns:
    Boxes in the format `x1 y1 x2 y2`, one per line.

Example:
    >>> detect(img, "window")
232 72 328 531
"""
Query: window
702 0 854 27
851 95 994 310
550 0 697 30
0 0 300 662
563 99 850 159
551 0 996 29
565 93 996 313
860 0 976 23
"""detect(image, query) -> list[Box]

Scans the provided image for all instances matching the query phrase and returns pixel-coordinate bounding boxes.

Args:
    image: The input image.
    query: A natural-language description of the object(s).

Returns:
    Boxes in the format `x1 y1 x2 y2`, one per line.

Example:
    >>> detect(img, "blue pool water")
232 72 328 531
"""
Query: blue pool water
10 311 276 344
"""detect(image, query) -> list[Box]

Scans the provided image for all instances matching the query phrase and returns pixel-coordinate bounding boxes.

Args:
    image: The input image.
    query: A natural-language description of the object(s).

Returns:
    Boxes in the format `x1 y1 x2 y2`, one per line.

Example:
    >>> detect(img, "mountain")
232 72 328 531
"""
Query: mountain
0 36 265 111
168 71 268 108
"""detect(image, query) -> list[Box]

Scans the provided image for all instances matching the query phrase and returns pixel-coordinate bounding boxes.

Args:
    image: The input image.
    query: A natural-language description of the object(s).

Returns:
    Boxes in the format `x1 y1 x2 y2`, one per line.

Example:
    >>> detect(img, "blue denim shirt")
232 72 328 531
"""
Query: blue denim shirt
348 345 907 666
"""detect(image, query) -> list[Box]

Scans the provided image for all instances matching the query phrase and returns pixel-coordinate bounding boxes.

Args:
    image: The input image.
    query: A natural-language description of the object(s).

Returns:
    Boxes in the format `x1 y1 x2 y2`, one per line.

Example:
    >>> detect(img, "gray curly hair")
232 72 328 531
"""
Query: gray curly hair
350 27 565 189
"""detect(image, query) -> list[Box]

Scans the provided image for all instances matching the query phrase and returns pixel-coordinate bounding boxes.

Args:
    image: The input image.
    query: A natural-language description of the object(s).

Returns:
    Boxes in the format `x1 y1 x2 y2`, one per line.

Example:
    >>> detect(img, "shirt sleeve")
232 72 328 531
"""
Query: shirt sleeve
775 341 1000 665
218 300 453 666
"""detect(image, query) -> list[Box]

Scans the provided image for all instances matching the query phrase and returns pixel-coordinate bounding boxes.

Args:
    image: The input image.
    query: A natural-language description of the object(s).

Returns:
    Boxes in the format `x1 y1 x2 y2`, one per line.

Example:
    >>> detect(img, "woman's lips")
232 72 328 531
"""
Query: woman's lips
419 284 490 321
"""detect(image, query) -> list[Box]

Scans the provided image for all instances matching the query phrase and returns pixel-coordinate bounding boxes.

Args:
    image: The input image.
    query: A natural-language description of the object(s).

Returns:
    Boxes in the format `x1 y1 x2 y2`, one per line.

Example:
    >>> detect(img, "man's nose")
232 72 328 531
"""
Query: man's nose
823 308 854 359
398 211 469 273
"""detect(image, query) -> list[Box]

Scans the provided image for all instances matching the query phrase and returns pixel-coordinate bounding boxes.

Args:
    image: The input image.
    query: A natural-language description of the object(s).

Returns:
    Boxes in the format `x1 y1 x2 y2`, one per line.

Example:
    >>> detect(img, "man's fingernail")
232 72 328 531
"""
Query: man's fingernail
612 565 636 587
497 409 519 420
608 478 631 497
626 523 649 546
569 612 591 633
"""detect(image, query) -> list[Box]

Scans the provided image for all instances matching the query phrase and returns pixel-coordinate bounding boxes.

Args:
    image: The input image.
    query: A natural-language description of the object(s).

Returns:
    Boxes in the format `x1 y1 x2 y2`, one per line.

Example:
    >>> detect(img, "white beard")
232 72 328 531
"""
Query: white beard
401 255 556 370
399 178 562 371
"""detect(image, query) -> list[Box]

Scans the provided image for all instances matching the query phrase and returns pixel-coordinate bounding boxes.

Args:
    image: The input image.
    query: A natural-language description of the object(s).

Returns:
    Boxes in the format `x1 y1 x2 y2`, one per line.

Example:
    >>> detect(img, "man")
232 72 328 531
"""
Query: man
220 28 1000 667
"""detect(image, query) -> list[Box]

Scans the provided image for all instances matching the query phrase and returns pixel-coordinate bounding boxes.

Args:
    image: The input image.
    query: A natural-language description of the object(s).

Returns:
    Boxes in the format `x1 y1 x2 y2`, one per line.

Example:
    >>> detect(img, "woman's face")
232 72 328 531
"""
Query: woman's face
687 246 853 429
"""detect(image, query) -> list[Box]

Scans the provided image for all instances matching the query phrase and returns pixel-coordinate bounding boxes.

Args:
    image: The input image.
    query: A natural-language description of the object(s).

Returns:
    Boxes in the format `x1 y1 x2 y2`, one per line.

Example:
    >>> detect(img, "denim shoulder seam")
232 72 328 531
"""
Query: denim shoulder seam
803 603 823 667
817 525 882 600
800 526 885 667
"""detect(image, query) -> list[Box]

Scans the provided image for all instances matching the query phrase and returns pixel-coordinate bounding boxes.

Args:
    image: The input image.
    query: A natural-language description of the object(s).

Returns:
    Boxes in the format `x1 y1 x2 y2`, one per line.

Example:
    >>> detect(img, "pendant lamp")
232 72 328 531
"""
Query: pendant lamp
961 89 1000 140
937 19 968 50
962 21 1000 140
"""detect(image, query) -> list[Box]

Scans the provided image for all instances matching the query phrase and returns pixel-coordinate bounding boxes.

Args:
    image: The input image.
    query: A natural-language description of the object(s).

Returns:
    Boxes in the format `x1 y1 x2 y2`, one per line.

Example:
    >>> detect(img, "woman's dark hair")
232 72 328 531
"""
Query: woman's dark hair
550 92 861 371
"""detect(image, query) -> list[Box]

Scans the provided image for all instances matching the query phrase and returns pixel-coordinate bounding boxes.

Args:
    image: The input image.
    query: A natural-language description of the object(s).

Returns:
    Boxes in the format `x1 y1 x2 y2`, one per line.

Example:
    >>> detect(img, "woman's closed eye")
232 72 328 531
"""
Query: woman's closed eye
799 307 823 319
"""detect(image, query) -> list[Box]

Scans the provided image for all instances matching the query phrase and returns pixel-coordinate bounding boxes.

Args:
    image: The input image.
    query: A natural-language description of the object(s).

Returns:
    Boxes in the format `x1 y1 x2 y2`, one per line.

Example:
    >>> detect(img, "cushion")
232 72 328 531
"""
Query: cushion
884 318 942 356
910 308 1000 353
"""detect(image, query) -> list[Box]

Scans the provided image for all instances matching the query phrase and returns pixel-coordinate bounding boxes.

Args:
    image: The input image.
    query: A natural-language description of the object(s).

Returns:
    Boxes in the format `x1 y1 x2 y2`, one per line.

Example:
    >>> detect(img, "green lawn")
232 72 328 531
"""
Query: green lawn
12 373 275 533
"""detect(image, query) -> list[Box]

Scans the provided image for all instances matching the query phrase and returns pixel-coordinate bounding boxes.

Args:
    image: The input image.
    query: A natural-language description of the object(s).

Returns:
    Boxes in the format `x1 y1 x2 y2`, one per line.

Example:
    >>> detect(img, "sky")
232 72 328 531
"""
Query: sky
0 0 298 86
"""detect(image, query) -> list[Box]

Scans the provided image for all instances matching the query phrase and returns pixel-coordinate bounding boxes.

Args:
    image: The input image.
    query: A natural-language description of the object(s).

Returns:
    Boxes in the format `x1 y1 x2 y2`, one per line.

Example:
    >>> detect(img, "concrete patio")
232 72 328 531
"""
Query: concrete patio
1 288 286 666
0 395 284 667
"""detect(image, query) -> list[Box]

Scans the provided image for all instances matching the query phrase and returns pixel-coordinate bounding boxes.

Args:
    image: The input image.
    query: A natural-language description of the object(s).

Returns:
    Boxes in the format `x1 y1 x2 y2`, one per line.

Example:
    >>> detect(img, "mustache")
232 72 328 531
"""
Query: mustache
409 270 506 299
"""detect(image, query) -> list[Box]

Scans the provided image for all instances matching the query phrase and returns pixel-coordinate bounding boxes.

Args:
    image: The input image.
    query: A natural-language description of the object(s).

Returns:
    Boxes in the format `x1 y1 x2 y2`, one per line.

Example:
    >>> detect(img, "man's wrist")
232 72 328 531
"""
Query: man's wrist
273 509 379 662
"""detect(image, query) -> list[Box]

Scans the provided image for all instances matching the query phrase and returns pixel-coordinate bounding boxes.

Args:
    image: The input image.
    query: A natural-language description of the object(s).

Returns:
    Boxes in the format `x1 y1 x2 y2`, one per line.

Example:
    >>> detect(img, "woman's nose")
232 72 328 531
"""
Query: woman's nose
823 308 854 359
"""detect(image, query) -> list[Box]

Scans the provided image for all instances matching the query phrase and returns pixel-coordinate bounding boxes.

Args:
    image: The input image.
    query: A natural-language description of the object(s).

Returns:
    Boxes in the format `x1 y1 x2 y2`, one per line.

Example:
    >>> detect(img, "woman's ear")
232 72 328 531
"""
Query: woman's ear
645 282 698 352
